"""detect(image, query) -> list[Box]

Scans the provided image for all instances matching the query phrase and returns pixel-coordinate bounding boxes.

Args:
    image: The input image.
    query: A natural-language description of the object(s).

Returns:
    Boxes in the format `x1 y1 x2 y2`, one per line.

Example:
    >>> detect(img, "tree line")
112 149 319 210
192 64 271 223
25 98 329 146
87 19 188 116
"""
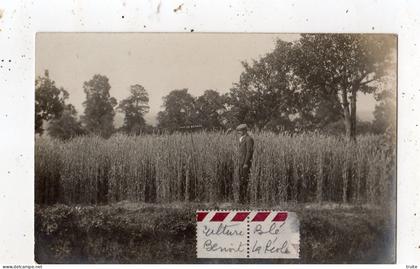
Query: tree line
35 34 396 140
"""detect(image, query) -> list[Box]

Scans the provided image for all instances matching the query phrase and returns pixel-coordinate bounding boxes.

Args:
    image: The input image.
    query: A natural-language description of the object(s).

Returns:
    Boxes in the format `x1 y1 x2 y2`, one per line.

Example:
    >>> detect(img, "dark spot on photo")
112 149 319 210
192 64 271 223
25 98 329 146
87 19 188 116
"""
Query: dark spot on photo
156 2 161 14
173 3 183 13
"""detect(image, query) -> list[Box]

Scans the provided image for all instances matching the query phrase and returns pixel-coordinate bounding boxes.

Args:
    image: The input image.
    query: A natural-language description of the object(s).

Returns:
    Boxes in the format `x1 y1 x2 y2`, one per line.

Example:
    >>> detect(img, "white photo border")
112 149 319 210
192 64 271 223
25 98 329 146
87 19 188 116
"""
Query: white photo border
0 0 419 266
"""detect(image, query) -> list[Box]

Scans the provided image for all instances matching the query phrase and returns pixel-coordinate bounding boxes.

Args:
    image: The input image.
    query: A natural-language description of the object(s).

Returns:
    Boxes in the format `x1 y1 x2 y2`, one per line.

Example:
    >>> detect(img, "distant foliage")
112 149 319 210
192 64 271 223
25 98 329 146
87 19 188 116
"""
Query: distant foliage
157 89 227 132
157 89 196 132
372 88 396 135
47 104 85 140
35 132 395 205
320 119 378 136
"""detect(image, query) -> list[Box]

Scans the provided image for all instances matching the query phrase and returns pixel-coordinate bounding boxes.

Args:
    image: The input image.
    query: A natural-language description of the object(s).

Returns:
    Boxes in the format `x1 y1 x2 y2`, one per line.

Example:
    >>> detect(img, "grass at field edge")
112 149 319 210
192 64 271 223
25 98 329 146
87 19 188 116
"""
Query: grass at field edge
35 202 395 264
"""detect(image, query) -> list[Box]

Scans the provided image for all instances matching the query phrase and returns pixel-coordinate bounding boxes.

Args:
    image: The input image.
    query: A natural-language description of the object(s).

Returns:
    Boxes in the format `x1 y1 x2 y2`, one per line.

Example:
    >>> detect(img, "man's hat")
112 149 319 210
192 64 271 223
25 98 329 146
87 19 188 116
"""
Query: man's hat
236 123 248 131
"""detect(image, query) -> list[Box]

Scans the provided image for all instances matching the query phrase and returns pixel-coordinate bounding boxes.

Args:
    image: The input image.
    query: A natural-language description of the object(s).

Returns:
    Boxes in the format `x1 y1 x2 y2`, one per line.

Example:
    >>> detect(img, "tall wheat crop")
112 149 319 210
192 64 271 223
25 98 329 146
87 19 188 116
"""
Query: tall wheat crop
35 132 395 205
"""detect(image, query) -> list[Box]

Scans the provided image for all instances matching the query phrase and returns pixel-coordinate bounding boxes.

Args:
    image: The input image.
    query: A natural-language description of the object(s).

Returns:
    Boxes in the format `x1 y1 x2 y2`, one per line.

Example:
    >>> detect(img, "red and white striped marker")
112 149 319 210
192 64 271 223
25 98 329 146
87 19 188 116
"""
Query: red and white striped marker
196 211 288 222
196 210 299 259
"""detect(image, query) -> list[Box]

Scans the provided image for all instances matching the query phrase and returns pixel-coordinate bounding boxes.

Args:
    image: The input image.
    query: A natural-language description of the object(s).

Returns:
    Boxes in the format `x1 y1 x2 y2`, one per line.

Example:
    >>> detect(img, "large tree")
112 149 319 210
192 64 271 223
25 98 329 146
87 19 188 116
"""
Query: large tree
157 89 196 132
81 74 117 138
194 90 226 130
118 84 150 135
291 34 395 139
35 70 68 135
226 40 298 131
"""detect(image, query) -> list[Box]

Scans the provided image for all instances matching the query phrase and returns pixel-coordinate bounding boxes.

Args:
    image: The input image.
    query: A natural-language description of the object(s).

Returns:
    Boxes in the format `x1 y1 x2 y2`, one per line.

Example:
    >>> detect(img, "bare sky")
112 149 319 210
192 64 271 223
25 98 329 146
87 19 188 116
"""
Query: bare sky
36 33 378 126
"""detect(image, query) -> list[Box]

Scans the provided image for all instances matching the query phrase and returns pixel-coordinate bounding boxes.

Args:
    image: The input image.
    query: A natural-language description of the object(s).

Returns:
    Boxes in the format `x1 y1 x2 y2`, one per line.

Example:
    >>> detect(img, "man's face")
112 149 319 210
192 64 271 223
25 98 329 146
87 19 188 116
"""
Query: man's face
239 129 247 136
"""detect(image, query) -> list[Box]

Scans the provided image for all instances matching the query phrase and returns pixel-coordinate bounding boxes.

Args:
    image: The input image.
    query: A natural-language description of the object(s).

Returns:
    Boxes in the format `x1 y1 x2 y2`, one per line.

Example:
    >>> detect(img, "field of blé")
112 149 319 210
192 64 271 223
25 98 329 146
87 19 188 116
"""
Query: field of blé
35 132 395 206
35 131 396 263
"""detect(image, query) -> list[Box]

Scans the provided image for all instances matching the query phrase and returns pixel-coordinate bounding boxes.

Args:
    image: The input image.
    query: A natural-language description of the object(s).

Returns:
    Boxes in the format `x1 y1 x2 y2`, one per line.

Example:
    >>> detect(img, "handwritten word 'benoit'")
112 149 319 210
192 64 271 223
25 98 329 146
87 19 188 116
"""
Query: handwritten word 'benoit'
203 223 243 236
203 239 246 253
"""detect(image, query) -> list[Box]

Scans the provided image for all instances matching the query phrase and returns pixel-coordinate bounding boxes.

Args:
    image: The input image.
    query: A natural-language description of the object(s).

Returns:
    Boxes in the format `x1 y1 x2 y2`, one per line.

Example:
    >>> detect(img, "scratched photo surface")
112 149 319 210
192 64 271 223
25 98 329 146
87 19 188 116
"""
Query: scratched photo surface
34 33 396 264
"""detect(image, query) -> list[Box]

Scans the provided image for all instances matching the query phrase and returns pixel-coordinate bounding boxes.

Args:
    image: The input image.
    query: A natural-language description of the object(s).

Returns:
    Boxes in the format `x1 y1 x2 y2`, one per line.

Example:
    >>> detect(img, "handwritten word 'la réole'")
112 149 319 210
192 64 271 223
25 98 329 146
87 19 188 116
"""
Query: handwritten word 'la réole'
203 223 244 236
251 237 289 254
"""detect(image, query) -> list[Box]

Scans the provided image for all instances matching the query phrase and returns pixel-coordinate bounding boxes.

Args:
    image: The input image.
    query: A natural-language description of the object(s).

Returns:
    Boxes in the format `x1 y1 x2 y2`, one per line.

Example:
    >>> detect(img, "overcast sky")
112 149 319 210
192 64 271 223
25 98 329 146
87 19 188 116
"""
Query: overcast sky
36 33 378 126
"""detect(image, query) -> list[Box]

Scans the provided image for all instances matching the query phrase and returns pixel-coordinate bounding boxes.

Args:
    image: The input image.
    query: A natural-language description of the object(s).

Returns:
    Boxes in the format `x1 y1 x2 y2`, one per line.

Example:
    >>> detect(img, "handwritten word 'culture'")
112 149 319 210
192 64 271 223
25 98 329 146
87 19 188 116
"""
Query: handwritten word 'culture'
203 224 244 236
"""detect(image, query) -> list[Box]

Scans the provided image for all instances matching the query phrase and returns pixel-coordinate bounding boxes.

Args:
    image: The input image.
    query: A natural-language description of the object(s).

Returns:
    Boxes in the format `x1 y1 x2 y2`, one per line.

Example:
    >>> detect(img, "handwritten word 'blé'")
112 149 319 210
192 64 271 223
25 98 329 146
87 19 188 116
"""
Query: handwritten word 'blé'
254 222 286 235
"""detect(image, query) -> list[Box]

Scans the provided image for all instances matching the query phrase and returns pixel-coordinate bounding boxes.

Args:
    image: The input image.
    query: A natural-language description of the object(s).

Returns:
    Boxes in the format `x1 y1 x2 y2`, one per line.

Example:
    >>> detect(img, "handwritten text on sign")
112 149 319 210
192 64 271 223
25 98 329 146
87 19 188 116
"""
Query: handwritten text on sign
196 211 300 259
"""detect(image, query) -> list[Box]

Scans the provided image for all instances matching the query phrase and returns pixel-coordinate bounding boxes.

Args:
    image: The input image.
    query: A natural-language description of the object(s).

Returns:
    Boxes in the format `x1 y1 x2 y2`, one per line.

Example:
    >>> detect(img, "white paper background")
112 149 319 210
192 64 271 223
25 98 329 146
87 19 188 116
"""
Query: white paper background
0 0 419 266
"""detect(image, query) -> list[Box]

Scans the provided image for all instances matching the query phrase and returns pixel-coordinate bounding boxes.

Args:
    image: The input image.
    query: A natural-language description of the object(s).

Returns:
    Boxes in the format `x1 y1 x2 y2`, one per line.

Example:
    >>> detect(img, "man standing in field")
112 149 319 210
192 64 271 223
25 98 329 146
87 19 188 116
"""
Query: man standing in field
236 124 254 204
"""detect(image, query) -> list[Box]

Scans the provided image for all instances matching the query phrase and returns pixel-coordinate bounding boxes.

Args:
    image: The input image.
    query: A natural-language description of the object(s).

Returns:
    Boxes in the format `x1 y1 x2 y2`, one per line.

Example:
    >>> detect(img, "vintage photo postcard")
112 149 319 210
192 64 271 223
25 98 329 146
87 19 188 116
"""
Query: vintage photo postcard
34 33 397 263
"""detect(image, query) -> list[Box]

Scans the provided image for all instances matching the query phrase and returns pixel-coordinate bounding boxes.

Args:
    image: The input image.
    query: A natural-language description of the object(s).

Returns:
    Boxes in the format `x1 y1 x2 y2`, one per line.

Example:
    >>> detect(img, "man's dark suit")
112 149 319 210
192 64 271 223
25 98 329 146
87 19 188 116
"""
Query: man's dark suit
238 134 254 203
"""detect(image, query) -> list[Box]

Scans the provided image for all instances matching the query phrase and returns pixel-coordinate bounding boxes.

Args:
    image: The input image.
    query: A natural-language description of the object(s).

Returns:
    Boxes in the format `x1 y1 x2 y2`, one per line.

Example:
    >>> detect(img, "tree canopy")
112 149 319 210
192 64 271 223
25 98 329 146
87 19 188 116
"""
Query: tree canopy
118 84 150 135
157 89 196 132
290 34 395 139
222 34 395 137
225 40 298 131
81 74 117 138
194 90 226 130
35 70 69 135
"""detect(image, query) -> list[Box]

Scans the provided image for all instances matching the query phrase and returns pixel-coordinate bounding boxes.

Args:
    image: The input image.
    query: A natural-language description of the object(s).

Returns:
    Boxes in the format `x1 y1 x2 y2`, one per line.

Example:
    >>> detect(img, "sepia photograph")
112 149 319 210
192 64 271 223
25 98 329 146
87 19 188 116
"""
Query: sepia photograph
34 33 397 263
